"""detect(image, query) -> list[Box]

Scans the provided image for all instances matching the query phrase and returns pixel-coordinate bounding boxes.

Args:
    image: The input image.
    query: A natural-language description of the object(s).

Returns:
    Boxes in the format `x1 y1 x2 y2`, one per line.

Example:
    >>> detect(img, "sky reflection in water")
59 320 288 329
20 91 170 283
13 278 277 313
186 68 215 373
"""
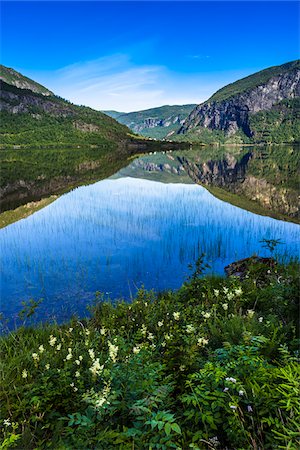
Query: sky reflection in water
1 174 299 327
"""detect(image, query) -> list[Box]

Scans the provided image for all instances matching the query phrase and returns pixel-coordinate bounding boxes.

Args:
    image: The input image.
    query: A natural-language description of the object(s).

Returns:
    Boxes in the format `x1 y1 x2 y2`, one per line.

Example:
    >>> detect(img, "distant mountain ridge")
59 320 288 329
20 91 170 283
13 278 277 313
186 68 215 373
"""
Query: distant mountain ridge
104 104 197 139
175 60 300 144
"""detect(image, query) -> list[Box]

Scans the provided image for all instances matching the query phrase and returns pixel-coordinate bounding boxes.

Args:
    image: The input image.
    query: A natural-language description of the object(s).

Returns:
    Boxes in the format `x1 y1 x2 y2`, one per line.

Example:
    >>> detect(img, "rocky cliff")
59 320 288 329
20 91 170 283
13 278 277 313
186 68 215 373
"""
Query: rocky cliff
177 60 300 142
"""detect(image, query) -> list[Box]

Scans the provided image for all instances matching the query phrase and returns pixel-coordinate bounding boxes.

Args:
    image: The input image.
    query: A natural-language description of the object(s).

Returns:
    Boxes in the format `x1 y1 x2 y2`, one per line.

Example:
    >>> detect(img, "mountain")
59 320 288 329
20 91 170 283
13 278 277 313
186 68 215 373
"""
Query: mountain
0 65 53 96
0 66 133 148
104 104 197 139
102 110 126 120
175 60 300 144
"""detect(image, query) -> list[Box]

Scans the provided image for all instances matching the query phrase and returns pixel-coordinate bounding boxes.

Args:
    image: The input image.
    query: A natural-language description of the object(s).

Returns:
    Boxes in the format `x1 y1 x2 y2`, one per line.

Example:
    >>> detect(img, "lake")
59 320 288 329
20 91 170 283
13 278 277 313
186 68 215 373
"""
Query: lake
1 150 300 329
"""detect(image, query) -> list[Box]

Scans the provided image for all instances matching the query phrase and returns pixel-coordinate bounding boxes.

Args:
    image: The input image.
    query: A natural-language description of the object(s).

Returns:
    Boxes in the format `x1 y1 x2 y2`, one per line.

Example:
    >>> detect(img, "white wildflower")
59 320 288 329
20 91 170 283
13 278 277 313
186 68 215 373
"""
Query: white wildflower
213 289 220 297
85 329 90 336
239 390 244 396
89 358 104 376
79 355 83 361
88 349 95 360
94 383 111 409
75 359 81 365
45 364 50 370
197 337 209 347
230 405 237 410
22 369 28 378
247 309 255 318
223 287 229 294
202 312 211 319
227 292 234 301
222 303 228 311
100 327 107 336
49 335 57 346
173 311 180 321
225 377 237 383
235 288 243 296
75 371 80 378
108 341 118 363
258 317 263 323
38 345 45 353
141 324 147 337
3 419 11 427
148 333 154 341
157 321 164 327
56 343 61 351
133 346 141 354
161 341 166 347
223 387 229 392
69 327 73 333
32 353 39 362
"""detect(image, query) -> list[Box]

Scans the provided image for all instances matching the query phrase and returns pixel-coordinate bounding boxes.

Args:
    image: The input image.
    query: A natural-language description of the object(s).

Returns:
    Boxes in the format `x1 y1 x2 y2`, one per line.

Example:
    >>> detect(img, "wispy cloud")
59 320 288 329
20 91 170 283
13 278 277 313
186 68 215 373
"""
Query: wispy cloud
25 55 250 112
186 55 210 60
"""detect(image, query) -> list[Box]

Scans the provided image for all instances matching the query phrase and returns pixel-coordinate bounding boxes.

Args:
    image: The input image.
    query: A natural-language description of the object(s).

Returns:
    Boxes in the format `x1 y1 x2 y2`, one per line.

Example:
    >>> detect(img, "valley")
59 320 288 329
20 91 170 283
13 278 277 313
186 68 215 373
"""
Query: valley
0 52 299 450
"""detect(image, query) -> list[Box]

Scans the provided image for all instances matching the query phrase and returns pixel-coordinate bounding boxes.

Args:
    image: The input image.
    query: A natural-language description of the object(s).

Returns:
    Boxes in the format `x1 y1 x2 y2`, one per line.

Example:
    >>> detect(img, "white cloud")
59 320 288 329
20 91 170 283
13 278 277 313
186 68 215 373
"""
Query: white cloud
24 55 251 113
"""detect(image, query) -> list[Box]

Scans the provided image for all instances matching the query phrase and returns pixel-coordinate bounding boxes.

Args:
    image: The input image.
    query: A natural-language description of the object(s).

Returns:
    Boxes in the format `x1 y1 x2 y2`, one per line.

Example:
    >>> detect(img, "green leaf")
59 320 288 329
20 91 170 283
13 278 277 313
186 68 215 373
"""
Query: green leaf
164 422 171 435
171 423 181 434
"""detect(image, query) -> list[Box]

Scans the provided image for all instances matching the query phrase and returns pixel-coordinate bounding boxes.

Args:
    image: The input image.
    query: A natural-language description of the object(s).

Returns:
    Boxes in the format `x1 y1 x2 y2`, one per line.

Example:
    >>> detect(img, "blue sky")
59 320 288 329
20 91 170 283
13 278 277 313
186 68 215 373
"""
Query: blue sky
1 1 299 111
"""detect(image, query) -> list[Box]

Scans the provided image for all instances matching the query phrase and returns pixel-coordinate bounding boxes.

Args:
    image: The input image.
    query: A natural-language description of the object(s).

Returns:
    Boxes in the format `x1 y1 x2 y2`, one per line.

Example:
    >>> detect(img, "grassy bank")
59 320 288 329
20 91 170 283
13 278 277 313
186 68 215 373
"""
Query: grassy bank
1 257 299 449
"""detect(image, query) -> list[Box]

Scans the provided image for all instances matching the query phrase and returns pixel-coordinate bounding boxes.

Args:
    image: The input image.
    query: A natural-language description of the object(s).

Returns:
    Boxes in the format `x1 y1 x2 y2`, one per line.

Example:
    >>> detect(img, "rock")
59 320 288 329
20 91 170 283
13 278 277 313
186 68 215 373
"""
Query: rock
225 256 277 278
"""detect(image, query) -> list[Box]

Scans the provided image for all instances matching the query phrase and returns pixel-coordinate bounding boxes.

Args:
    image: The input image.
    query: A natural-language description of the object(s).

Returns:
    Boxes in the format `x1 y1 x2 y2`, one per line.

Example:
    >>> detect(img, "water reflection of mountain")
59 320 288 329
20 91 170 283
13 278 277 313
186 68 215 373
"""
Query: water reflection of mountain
111 152 193 184
114 146 299 221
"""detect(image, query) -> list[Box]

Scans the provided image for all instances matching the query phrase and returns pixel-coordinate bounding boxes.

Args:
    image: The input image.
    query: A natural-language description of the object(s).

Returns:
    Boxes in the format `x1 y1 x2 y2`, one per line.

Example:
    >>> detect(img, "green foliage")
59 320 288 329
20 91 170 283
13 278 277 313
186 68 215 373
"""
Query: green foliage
0 259 299 449
250 98 300 144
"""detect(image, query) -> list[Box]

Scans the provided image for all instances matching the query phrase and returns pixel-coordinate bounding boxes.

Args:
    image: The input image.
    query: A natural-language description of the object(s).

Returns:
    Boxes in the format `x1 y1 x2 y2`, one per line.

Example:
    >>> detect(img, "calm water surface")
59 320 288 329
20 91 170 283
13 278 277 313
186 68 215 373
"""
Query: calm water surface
1 155 299 327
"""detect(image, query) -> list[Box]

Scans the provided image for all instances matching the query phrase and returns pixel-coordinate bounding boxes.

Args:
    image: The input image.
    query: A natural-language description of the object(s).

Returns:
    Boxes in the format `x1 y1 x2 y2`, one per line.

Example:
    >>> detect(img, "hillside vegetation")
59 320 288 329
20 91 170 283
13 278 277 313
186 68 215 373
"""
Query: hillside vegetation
0 65 53 96
0 255 299 449
0 80 131 148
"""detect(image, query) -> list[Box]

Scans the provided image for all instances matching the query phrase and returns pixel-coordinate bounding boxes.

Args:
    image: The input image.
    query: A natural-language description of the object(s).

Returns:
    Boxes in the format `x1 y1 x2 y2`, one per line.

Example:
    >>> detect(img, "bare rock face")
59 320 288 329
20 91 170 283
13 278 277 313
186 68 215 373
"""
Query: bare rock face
0 83 73 117
178 62 300 137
